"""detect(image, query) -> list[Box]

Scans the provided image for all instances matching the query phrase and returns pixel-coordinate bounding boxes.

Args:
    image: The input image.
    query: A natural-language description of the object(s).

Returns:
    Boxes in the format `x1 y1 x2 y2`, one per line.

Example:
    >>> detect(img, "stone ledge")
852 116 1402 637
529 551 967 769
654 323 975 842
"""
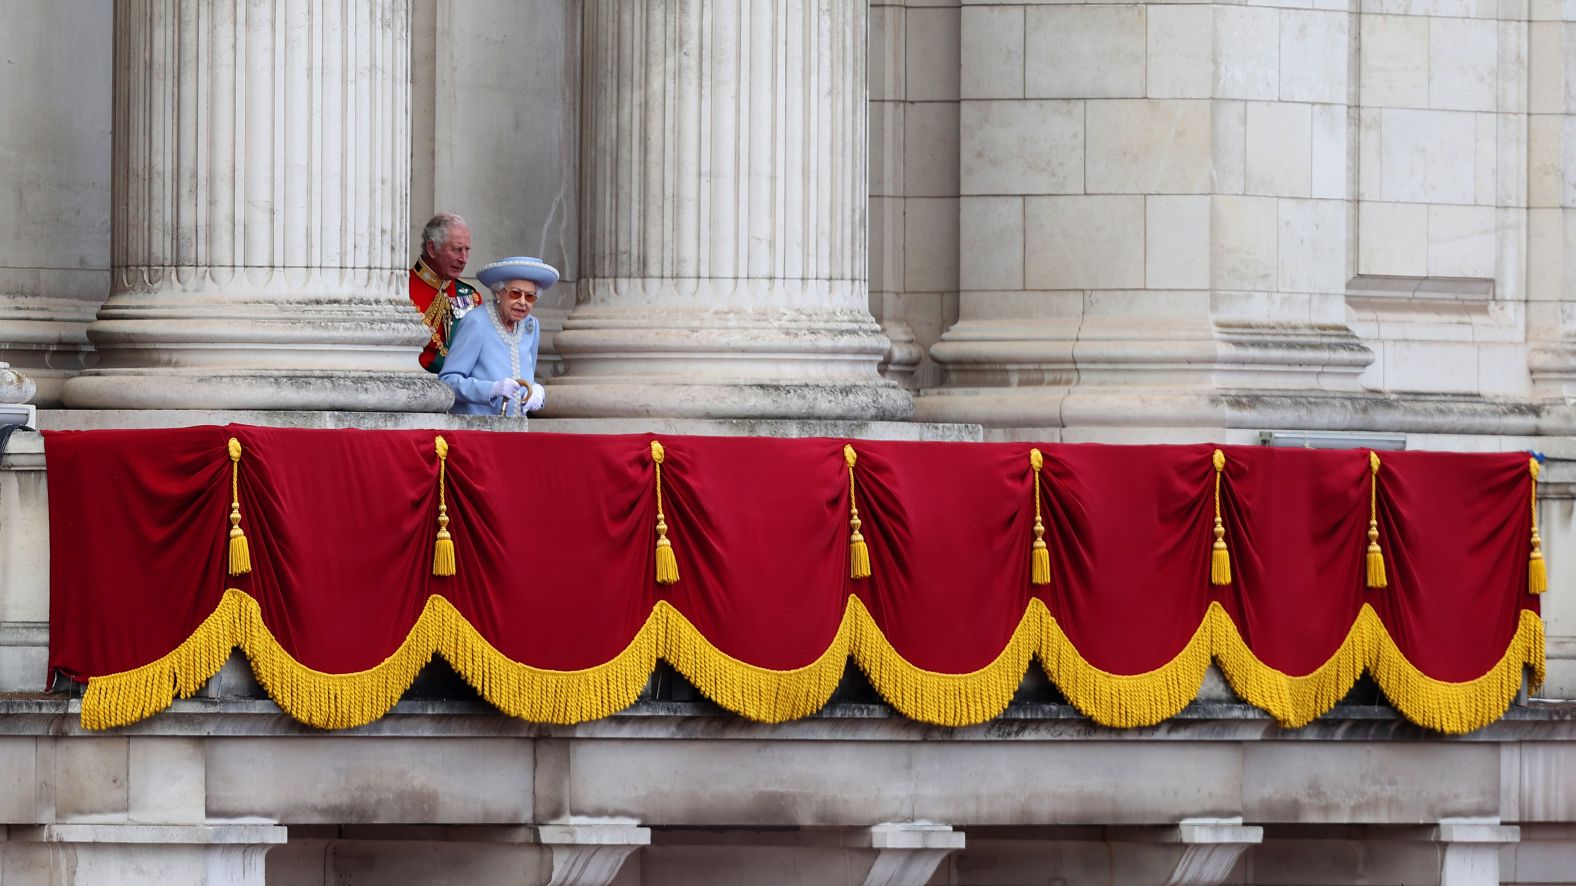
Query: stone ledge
531 417 981 441
9 823 288 845
0 697 1572 741
31 410 982 442
35 409 514 432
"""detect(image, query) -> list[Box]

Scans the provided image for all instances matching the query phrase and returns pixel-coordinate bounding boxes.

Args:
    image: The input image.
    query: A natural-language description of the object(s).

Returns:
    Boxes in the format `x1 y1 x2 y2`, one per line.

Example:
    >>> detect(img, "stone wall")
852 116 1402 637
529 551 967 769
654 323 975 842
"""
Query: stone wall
0 0 112 406
410 0 580 379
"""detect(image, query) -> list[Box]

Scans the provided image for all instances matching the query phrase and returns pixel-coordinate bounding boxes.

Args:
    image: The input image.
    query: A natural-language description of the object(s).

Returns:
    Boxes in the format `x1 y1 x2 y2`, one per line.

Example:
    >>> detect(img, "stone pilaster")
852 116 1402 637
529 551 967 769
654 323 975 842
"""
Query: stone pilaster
1527 16 1576 434
916 2 1372 439
868 3 929 394
551 0 911 420
63 0 449 412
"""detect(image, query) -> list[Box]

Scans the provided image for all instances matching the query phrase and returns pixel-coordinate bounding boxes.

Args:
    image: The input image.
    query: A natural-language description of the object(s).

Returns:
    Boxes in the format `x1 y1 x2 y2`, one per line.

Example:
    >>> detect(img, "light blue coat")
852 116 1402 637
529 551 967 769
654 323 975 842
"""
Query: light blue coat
439 308 540 415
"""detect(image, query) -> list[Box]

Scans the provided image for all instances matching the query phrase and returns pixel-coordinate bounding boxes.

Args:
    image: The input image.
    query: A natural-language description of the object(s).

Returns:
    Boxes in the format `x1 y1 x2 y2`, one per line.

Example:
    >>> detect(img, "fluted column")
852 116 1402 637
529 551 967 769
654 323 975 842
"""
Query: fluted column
551 0 910 420
63 0 448 412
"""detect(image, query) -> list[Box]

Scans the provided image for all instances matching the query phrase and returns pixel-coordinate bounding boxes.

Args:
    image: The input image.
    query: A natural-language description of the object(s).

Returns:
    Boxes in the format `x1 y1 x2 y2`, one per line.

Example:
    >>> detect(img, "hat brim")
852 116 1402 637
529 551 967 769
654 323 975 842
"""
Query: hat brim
477 258 560 292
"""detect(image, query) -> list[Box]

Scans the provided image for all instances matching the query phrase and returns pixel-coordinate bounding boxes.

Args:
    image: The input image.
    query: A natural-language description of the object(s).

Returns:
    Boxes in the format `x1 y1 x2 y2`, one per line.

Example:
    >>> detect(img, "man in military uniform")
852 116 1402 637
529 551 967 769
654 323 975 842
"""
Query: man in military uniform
410 211 484 373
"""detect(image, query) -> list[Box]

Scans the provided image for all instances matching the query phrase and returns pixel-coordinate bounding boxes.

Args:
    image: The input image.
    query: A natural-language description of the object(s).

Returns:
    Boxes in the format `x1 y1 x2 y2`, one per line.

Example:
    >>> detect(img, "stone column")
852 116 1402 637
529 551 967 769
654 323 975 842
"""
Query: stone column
63 0 449 412
551 0 911 421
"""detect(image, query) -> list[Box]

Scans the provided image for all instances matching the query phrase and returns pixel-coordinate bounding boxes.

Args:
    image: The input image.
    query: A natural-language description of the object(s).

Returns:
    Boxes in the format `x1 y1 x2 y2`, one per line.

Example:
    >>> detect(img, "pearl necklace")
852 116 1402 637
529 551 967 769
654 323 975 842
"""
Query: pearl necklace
487 308 535 416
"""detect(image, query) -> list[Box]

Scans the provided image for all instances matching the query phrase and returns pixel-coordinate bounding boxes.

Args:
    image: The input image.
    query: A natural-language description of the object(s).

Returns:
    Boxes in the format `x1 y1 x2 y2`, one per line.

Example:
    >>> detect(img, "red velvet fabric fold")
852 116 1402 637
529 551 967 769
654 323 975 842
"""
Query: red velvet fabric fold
45 427 1539 695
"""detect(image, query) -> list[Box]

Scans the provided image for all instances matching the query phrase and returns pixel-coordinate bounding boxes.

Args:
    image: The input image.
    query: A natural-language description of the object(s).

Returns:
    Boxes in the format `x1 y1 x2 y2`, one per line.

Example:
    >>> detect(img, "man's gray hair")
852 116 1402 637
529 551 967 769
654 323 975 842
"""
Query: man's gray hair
422 212 467 250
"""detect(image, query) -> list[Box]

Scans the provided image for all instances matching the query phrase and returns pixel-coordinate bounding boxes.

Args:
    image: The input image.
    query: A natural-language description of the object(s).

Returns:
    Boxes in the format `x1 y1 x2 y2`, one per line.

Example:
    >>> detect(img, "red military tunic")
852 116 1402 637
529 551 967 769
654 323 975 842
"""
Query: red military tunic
409 258 483 373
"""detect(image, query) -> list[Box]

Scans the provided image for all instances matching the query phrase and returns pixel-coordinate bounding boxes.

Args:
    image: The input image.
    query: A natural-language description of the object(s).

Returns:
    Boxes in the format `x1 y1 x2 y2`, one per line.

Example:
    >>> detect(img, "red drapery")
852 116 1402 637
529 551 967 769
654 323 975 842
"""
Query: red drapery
45 426 1544 733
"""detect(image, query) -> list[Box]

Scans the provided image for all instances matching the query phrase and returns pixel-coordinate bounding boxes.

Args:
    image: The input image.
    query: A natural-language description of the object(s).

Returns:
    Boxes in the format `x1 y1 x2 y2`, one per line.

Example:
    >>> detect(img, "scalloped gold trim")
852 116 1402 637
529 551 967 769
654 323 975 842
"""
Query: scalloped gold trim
850 597 1040 725
81 591 1545 735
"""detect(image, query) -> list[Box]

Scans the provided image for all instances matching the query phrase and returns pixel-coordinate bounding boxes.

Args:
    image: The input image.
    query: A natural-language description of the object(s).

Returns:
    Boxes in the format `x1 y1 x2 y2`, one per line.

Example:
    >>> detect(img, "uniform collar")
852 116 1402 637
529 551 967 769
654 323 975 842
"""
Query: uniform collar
413 257 451 292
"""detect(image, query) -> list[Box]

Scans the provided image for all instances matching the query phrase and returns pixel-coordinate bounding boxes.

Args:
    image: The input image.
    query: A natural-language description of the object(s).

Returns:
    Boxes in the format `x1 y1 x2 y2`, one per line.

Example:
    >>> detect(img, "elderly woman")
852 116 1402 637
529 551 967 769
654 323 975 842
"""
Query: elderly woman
438 256 560 416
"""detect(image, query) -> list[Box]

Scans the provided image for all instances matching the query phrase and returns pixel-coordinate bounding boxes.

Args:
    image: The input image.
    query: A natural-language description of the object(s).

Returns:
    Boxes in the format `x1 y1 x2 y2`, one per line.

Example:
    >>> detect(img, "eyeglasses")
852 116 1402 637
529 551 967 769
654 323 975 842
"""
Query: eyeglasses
504 288 538 301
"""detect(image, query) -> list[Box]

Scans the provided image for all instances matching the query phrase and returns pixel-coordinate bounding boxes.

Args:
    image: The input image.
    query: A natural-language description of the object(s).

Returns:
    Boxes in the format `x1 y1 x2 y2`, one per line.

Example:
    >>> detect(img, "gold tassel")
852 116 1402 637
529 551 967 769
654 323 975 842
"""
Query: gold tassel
1029 448 1051 586
1366 451 1387 589
1530 457 1547 594
1210 449 1231 586
433 436 456 577
652 440 679 585
226 437 252 576
846 444 871 579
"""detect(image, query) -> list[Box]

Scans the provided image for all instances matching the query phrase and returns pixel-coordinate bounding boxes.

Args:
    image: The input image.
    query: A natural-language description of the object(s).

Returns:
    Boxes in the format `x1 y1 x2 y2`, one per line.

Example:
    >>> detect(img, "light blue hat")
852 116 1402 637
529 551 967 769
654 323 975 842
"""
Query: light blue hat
477 256 560 292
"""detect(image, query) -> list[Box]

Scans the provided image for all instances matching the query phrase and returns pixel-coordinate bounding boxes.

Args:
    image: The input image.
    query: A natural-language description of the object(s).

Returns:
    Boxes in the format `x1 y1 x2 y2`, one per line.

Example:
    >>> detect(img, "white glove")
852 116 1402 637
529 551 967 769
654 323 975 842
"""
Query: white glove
489 378 522 401
523 382 546 412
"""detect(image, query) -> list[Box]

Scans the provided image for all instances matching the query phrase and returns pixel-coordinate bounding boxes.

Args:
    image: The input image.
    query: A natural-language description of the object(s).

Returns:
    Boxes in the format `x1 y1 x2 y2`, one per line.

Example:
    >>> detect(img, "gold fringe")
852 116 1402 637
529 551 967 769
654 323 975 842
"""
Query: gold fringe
1213 603 1375 729
661 601 851 723
652 440 679 585
1366 451 1387 589
1529 457 1547 595
1210 449 1231 586
1038 600 1214 728
80 590 246 730
80 593 1547 736
1369 608 1545 735
845 444 871 579
433 597 659 725
433 436 456 577
84 588 660 730
1029 448 1051 586
852 597 1038 725
226 437 252 576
